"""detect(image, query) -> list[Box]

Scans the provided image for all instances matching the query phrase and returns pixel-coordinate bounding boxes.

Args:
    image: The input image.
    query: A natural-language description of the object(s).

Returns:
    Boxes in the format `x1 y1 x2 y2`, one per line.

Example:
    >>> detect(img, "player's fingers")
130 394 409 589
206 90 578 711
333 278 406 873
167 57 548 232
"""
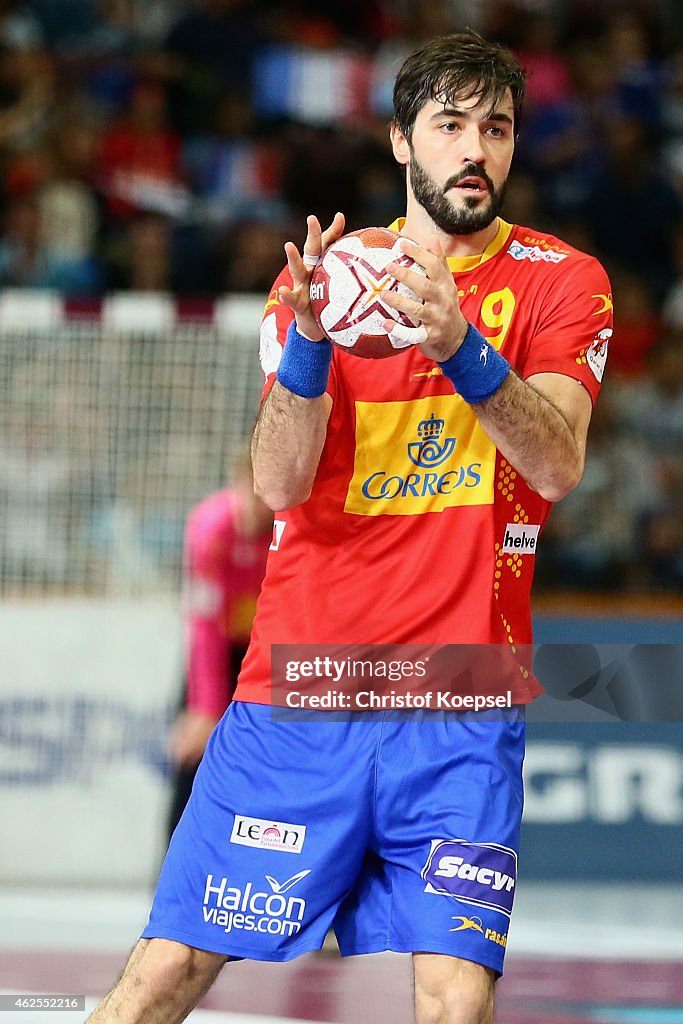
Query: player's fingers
386 261 431 300
399 238 444 277
303 214 323 264
382 288 426 322
277 284 295 308
284 241 307 288
320 211 345 252
382 319 428 347
425 234 448 264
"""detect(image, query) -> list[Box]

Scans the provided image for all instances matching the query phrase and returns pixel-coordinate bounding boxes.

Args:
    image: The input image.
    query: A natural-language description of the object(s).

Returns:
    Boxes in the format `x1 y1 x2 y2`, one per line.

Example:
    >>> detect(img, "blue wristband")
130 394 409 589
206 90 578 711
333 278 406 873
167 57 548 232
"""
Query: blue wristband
276 321 333 398
438 322 511 404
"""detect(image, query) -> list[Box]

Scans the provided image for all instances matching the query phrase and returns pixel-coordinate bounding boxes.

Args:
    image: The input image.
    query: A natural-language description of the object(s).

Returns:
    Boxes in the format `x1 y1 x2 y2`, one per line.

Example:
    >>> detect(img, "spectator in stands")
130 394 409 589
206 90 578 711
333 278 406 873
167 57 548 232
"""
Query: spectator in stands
613 330 683 458
612 331 683 589
30 116 104 289
181 90 286 225
0 194 101 291
161 0 272 134
607 269 661 380
519 38 620 219
106 211 173 292
581 115 683 302
0 41 53 151
535 388 658 590
214 219 290 295
514 11 572 112
607 10 664 136
98 78 187 223
281 123 367 230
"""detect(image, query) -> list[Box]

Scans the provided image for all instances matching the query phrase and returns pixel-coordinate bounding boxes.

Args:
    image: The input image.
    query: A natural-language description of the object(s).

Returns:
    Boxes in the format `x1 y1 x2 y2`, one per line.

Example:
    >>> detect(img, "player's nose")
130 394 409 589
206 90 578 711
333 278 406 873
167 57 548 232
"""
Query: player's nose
459 123 486 164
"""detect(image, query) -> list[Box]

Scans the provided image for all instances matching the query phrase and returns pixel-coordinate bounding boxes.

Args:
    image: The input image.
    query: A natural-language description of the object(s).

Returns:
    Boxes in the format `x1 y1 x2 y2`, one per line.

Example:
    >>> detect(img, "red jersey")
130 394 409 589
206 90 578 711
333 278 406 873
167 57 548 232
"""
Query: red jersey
183 489 270 718
235 219 613 705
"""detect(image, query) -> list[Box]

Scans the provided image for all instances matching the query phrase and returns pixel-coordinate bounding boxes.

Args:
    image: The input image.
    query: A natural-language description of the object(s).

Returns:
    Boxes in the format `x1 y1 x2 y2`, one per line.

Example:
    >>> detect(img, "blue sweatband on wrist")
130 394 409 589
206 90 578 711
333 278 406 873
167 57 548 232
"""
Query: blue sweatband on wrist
438 322 511 404
276 321 333 398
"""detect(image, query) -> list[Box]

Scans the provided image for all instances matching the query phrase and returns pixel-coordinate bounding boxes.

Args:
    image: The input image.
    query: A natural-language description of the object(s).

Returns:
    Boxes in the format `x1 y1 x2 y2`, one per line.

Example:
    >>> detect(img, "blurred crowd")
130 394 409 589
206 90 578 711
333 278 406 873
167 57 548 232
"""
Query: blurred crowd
1 0 682 592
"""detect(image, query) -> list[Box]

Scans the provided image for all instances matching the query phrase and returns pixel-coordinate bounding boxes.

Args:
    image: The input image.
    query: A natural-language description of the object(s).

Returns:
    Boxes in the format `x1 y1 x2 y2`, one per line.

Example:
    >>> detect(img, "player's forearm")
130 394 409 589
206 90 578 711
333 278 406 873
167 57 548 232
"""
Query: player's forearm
474 373 583 502
187 621 231 717
251 381 329 510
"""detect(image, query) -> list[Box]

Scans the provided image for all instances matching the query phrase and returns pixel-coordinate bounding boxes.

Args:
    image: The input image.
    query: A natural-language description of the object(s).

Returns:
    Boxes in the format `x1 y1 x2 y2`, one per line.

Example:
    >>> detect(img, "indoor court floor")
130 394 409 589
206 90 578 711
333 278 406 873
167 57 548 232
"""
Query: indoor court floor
1 884 682 1024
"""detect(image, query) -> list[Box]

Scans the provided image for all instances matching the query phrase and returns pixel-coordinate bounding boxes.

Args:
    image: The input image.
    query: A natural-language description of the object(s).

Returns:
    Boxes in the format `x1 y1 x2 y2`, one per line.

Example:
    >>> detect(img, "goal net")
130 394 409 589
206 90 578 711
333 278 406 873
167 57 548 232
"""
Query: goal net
0 292 265 598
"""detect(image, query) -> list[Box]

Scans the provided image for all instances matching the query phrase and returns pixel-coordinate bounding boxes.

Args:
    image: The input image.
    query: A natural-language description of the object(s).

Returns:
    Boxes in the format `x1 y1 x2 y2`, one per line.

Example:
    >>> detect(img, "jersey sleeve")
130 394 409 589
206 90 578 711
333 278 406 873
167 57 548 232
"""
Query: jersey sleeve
183 498 233 719
258 266 337 401
521 255 613 404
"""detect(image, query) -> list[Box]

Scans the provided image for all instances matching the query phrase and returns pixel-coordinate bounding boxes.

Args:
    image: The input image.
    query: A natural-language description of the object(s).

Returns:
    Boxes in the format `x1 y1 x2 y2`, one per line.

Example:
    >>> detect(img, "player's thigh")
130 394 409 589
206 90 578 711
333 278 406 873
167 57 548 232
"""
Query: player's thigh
413 952 495 1024
360 709 524 973
143 703 378 959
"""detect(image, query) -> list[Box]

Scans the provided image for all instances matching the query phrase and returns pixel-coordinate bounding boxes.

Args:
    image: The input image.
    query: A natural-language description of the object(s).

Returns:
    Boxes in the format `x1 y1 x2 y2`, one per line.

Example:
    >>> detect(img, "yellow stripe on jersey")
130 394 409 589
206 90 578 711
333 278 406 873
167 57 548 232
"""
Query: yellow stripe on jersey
387 217 514 273
344 394 495 516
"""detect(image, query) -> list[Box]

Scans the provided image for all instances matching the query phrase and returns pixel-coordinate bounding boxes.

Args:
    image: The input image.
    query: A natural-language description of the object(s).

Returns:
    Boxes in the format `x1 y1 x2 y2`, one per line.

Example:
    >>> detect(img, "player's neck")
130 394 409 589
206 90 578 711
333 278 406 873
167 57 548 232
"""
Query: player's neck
401 206 501 258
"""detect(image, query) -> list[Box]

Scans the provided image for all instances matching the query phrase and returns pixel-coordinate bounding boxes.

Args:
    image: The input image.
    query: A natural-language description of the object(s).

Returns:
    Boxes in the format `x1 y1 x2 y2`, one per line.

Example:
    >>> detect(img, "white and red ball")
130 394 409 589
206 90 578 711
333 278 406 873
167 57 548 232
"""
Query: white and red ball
309 227 425 359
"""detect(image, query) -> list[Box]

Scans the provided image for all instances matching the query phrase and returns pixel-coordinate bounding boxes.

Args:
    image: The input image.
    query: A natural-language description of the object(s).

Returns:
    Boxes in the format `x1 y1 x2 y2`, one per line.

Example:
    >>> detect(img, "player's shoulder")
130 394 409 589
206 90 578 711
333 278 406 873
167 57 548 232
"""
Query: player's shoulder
506 222 608 280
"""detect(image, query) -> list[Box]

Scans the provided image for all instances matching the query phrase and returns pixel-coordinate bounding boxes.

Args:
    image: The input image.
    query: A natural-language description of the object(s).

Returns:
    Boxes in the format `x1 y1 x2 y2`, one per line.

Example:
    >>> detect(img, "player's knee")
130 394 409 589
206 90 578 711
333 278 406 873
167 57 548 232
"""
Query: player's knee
414 960 494 1024
415 987 492 1024
127 938 223 994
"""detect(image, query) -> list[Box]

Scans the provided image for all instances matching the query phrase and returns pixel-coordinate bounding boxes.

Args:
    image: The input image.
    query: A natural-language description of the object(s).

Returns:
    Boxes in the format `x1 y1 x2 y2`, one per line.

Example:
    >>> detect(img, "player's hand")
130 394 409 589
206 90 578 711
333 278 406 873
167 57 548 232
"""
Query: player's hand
382 236 468 362
278 212 345 342
168 710 219 770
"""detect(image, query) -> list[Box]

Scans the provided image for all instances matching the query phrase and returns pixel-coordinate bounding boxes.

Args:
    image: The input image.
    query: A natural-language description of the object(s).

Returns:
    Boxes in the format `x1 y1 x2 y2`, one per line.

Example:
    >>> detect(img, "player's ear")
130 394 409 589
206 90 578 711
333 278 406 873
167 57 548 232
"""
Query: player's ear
390 122 410 166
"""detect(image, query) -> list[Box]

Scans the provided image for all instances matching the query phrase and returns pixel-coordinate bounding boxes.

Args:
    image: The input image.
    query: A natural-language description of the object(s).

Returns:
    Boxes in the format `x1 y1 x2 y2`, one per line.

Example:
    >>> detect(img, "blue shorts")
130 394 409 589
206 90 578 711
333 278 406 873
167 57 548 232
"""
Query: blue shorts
143 702 525 975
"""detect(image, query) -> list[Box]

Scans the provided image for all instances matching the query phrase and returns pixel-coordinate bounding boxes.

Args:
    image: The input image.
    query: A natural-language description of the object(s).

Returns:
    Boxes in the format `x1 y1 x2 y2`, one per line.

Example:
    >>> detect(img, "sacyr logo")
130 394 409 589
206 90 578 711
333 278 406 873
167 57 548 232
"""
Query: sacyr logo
422 838 517 918
202 870 311 936
407 413 456 468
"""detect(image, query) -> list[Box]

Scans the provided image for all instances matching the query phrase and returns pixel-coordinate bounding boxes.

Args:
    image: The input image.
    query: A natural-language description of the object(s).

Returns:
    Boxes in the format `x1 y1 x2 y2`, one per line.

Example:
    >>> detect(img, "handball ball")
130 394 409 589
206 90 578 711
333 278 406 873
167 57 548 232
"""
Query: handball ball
309 227 425 359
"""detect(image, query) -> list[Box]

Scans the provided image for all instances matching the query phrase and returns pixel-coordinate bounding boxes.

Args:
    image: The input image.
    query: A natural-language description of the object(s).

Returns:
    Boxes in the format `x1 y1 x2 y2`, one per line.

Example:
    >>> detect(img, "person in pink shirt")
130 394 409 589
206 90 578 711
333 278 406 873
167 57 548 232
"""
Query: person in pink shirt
167 454 272 839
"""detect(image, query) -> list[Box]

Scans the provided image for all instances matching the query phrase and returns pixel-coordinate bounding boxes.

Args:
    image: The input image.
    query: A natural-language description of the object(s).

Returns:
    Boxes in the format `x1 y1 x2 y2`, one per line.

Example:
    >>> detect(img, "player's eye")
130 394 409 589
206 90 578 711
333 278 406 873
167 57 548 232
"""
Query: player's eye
485 125 506 138
439 121 459 132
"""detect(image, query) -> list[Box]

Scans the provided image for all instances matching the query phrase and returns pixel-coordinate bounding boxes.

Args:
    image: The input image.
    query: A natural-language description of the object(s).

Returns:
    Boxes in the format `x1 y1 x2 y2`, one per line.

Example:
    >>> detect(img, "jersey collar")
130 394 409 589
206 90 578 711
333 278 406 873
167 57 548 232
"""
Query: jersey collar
388 217 513 272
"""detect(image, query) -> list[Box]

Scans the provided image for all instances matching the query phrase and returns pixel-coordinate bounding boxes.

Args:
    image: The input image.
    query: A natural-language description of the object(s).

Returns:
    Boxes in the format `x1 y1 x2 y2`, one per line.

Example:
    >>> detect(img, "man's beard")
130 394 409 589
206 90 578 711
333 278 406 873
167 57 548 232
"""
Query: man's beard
408 154 506 235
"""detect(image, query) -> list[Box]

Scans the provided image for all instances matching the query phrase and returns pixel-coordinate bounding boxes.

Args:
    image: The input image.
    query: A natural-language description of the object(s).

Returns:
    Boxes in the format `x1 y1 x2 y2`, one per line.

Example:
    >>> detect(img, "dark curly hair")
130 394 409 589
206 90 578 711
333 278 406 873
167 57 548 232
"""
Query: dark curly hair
393 32 526 141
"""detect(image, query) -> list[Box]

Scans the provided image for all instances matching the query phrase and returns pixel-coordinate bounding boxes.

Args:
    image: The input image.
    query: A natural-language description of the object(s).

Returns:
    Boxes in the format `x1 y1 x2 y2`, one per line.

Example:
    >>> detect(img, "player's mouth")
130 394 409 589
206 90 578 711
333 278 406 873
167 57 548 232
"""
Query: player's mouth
449 176 490 197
